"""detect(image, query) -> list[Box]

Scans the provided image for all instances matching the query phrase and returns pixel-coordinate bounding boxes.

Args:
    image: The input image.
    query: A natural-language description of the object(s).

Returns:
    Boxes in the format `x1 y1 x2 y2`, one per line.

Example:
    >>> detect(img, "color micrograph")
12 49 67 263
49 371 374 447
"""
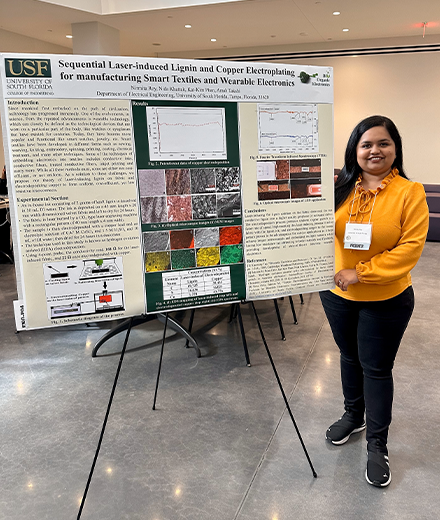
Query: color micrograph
145 251 171 272
167 195 193 222
275 160 289 179
257 181 290 200
219 226 242 246
165 169 191 195
221 244 243 264
170 229 194 249
257 158 321 201
143 226 242 273
138 169 166 197
171 249 196 270
196 247 220 267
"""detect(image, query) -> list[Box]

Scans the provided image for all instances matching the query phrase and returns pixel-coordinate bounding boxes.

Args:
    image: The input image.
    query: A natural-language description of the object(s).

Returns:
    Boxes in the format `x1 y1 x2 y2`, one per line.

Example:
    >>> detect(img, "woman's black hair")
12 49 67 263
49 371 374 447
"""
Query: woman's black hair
335 115 408 210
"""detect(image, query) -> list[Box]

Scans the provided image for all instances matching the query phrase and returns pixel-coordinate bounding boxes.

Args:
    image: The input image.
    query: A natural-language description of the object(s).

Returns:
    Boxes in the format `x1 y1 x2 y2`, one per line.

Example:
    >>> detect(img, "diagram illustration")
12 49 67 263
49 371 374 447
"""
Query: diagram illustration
43 258 125 320
257 104 319 153
146 106 228 161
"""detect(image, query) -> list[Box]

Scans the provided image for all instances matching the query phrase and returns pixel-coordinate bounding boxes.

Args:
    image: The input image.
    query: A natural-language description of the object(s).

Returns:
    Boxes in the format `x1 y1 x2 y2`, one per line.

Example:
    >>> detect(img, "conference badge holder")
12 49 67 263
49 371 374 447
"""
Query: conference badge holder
344 222 372 250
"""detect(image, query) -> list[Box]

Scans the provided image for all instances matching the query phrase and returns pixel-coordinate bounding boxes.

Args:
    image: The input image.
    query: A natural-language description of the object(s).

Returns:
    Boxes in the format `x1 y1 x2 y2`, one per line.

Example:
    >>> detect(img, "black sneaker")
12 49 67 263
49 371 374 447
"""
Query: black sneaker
365 442 391 487
325 412 366 445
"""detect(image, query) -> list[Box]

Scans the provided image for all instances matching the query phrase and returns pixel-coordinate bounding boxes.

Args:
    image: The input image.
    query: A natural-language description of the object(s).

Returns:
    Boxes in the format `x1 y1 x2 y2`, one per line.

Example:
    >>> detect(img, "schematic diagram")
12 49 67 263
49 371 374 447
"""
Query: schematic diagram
43 258 125 320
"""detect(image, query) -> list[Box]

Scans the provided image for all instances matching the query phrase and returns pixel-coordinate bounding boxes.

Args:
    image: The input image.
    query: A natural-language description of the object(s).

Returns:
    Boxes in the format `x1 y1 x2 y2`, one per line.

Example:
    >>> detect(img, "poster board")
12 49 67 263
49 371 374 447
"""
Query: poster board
0 54 334 330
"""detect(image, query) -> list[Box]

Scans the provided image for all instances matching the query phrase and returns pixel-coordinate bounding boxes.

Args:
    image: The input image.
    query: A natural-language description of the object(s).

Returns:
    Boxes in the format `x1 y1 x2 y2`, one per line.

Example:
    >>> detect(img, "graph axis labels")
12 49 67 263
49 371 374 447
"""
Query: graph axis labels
146 106 228 161
257 103 319 154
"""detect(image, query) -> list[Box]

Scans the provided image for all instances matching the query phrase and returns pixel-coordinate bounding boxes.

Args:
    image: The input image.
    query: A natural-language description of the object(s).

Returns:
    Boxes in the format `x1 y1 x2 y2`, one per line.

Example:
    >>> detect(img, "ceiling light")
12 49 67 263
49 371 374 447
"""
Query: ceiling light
333 11 340 15
342 28 349 32
66 35 73 38
185 24 191 28
211 38 217 42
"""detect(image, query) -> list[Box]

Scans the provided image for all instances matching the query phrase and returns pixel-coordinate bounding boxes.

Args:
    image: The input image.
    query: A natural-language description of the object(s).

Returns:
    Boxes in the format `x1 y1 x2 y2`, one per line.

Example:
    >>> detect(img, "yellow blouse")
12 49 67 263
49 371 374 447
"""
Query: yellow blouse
333 169 429 301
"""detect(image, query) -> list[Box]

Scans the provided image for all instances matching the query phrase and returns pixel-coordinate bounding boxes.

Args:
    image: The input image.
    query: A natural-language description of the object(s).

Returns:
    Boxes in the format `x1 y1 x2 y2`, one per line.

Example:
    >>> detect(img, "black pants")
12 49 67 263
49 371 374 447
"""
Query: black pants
319 287 414 447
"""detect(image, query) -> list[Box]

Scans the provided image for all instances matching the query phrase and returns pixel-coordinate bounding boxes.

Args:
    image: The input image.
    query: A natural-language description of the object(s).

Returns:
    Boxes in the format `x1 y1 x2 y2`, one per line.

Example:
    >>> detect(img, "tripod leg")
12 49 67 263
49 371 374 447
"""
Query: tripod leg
153 313 169 410
184 308 196 348
273 299 286 341
77 316 134 519
237 304 251 367
289 296 298 325
251 302 317 478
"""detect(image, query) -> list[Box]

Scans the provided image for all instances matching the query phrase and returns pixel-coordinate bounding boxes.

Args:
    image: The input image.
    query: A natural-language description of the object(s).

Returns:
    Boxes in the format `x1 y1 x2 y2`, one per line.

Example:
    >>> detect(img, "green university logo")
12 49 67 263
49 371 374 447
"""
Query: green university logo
5 59 52 78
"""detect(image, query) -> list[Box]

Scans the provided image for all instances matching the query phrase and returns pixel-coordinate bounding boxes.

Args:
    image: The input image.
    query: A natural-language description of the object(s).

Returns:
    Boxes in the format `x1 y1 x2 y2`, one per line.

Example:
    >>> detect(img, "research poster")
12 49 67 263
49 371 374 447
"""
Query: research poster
0 54 334 330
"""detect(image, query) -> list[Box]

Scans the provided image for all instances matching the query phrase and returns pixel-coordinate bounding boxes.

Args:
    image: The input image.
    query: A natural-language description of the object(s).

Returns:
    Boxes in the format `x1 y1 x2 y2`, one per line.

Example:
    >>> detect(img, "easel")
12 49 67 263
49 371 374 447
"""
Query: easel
77 296 316 519
91 313 201 358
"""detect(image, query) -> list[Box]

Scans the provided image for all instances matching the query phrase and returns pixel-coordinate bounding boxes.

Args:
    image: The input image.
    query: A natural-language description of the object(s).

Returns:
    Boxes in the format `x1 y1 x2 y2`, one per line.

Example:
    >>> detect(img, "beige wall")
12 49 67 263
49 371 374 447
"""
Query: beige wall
280 51 440 185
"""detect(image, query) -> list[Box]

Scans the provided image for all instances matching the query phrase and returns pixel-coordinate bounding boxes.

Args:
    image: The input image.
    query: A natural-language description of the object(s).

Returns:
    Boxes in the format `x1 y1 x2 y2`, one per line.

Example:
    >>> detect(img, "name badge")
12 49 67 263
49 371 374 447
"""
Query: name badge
344 222 372 250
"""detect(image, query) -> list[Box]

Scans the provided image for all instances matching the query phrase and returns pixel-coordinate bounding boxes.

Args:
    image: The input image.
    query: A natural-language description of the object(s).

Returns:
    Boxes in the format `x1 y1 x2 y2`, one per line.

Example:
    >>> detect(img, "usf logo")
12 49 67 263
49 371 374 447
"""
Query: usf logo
5 59 52 78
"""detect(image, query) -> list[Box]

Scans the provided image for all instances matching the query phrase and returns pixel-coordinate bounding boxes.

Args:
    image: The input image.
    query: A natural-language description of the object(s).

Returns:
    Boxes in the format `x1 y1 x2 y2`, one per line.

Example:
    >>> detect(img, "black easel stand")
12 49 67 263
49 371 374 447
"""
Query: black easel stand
92 313 200 358
250 301 317 479
0 250 13 263
288 296 298 325
77 317 135 520
153 313 168 410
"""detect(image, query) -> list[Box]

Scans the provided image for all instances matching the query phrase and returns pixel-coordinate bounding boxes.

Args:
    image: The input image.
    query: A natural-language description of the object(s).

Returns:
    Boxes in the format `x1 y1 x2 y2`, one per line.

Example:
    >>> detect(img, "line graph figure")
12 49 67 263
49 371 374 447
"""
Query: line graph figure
258 104 319 153
146 106 227 161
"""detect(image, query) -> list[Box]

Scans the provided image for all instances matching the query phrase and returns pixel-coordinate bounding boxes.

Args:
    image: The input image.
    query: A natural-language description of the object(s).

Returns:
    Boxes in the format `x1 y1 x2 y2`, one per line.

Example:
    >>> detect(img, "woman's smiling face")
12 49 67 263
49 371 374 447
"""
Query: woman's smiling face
356 125 397 177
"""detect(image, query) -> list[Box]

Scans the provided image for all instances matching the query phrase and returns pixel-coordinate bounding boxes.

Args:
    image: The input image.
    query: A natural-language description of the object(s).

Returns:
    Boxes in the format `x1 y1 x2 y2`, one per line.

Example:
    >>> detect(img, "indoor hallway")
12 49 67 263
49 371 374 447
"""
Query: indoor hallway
0 242 439 520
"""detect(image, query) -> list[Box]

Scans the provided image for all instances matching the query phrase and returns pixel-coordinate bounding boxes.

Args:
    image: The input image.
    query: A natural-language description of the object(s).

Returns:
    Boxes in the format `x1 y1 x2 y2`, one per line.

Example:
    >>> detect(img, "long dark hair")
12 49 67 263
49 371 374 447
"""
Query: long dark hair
335 115 408 210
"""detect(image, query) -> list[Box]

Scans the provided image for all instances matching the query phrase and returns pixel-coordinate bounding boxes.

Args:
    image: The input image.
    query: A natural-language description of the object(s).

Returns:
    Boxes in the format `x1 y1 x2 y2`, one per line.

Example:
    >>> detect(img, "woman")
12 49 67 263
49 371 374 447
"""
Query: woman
320 115 429 487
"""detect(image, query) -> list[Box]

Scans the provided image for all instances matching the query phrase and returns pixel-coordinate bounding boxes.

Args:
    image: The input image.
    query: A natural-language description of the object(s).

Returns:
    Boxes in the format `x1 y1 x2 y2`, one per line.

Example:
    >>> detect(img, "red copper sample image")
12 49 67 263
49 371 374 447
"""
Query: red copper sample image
138 169 166 196
170 229 195 250
290 158 322 199
219 226 242 246
167 195 192 222
257 180 290 200
275 160 289 179
140 196 168 223
165 169 191 195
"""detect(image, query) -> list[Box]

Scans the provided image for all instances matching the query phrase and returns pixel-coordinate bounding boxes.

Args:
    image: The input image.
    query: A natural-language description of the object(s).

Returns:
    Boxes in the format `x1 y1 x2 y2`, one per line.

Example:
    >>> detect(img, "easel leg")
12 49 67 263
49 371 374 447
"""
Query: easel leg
251 302 317 478
184 308 195 348
289 296 298 325
237 304 251 367
273 299 286 341
153 313 169 410
229 303 238 323
300 294 304 305
77 316 134 519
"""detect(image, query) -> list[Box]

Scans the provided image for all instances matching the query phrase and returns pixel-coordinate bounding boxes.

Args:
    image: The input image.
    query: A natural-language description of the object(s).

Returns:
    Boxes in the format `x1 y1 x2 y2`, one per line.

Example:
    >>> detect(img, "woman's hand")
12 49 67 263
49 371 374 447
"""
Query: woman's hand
334 269 359 292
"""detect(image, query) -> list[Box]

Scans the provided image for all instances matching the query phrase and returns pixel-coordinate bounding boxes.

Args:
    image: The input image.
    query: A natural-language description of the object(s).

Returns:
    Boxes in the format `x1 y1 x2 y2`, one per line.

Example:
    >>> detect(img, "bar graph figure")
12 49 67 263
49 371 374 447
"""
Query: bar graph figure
146 106 228 161
258 104 319 153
